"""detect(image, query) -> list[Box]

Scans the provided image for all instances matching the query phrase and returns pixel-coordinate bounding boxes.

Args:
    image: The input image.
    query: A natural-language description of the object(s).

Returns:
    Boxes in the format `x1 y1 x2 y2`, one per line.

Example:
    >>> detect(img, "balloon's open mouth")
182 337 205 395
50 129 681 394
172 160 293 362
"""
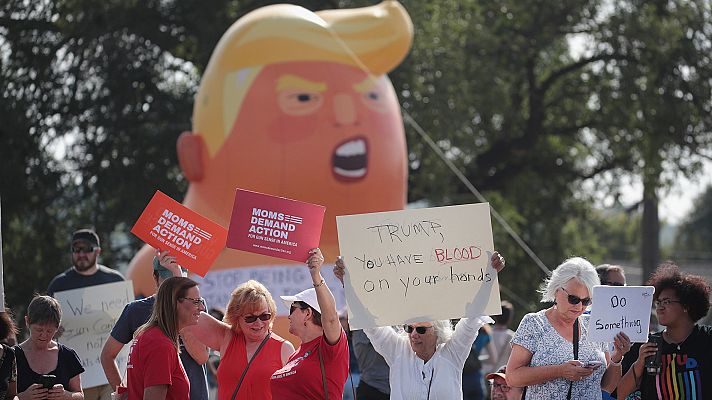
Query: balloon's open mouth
332 136 368 182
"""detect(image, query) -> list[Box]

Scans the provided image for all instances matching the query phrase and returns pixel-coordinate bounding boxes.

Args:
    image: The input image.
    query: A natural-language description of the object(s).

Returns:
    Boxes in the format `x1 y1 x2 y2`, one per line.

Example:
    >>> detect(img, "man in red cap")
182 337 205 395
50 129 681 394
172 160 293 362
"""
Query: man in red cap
486 365 523 400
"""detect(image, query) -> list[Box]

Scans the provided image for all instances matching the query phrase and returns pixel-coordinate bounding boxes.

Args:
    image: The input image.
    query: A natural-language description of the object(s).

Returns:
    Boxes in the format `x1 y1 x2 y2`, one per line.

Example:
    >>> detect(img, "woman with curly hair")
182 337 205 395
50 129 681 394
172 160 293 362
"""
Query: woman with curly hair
617 262 712 399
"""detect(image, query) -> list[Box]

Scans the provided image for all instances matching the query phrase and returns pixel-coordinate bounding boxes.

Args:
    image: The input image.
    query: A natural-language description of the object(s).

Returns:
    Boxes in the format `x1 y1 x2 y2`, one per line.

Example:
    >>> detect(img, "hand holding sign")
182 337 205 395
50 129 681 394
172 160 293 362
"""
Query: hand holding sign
131 191 228 277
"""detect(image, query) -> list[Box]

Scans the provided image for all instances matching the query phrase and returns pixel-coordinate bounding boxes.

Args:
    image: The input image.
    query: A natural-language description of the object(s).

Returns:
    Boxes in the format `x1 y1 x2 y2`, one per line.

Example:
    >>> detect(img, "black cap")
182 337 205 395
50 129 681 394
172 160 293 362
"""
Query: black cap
71 229 100 247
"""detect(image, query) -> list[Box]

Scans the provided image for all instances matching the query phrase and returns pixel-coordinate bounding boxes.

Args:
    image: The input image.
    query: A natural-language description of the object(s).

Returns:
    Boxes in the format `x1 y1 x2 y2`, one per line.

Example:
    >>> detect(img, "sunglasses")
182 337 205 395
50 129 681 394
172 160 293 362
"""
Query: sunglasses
289 303 308 315
560 287 592 306
404 325 432 334
72 246 96 254
244 312 271 323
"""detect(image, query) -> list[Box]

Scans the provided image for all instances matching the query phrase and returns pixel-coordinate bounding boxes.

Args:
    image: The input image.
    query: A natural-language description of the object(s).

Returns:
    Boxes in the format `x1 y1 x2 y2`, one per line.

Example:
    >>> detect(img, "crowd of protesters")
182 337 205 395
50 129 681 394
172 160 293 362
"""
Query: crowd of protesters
0 228 710 400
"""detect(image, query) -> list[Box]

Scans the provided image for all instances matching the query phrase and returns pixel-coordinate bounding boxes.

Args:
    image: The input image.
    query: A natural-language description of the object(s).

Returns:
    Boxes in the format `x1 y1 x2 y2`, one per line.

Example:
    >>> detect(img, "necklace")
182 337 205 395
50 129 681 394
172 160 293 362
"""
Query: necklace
663 327 694 350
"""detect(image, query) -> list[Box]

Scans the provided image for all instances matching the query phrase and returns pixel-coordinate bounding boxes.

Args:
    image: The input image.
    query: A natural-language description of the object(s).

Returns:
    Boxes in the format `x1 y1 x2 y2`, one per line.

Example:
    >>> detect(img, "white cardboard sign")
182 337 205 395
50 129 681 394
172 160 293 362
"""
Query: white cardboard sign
587 285 655 343
55 281 134 388
336 203 501 330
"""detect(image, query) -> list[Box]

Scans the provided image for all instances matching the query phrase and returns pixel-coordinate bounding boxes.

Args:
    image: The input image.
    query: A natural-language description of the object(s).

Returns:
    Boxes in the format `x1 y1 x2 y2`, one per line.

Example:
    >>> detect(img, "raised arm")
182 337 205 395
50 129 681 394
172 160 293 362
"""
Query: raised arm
307 248 341 345
180 329 209 365
183 311 231 352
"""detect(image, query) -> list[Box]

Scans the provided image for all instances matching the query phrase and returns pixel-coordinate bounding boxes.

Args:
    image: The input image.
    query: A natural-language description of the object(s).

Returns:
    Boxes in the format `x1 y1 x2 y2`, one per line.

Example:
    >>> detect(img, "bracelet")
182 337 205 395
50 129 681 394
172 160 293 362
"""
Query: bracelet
610 358 622 366
313 279 326 288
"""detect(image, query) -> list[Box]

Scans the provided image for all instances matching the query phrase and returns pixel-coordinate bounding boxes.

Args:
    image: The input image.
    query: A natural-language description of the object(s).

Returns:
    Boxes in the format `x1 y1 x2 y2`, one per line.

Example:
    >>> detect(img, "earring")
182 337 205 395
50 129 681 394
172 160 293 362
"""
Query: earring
303 321 307 327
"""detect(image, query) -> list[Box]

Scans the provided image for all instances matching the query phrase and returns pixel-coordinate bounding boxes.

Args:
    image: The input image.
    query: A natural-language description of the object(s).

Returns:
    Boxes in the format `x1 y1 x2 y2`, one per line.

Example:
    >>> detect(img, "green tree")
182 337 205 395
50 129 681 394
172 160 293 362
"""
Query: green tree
674 185 712 261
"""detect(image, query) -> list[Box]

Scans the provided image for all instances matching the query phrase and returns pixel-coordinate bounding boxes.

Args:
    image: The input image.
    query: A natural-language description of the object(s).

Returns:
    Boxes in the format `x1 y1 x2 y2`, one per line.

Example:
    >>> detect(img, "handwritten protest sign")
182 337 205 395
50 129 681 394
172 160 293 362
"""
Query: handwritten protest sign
588 285 655 343
337 203 501 330
131 190 228 277
226 189 326 263
55 281 134 388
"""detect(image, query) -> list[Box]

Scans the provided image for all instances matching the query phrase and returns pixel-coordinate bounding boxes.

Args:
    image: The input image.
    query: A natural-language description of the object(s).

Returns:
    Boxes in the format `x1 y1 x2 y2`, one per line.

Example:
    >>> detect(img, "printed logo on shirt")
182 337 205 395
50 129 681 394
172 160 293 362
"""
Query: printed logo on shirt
271 350 313 379
126 338 137 369
655 353 702 399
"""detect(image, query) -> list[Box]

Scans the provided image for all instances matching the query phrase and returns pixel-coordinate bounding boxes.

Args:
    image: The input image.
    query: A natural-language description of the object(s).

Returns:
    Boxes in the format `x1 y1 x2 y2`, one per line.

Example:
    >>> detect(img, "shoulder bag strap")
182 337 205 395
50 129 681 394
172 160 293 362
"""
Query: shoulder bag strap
230 332 271 400
566 318 580 400
318 344 329 400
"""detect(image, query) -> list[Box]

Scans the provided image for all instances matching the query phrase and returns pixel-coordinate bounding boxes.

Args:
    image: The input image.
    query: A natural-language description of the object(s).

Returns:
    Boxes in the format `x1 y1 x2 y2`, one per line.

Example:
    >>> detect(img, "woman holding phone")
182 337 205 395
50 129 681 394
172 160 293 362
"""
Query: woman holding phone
507 257 631 399
15 295 84 400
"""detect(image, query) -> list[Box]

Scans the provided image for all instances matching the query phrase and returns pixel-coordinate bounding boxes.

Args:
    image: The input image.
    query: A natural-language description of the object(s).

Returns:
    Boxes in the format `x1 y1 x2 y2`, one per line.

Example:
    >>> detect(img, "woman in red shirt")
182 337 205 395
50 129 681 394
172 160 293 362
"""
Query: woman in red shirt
126 277 205 400
186 280 295 400
270 248 349 399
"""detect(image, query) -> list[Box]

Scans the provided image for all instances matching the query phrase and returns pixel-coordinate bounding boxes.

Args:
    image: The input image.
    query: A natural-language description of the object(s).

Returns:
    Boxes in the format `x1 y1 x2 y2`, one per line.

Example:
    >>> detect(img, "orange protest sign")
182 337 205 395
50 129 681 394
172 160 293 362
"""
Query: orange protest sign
131 191 227 276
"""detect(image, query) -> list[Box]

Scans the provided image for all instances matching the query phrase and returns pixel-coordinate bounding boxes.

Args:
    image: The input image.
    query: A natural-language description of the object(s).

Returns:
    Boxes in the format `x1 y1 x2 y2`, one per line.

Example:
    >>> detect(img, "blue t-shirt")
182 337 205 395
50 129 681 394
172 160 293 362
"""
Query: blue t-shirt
111 296 209 400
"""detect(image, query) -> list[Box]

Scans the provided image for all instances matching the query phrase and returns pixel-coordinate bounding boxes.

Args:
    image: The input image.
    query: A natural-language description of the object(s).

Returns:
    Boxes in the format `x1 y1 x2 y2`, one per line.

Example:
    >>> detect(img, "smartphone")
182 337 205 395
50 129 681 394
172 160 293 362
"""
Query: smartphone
584 360 603 369
645 334 663 375
39 374 56 389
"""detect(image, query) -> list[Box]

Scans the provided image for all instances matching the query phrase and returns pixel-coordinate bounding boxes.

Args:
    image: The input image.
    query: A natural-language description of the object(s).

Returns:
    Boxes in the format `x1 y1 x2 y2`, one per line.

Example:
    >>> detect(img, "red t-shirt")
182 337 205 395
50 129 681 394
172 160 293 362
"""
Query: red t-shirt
217 331 285 400
126 326 190 400
270 330 349 399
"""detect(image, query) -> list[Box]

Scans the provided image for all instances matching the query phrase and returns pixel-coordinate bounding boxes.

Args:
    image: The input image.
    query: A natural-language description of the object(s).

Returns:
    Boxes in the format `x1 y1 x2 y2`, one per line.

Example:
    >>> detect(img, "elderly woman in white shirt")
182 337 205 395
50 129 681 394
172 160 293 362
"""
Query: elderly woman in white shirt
334 252 505 400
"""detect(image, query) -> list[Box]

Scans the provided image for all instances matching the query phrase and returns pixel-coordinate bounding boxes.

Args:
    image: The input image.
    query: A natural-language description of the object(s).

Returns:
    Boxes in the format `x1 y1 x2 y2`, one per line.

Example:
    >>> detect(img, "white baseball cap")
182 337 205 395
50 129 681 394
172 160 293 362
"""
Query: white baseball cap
280 288 321 314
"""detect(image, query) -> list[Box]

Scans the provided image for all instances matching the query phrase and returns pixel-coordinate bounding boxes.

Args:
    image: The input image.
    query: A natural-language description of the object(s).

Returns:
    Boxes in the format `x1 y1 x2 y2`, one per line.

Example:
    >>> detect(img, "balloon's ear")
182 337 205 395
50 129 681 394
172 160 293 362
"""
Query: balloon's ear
177 131 204 182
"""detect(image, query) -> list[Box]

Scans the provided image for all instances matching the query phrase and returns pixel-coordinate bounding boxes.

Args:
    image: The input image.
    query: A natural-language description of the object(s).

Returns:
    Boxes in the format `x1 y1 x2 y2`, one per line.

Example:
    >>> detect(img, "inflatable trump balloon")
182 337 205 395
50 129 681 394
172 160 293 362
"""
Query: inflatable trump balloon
127 1 413 331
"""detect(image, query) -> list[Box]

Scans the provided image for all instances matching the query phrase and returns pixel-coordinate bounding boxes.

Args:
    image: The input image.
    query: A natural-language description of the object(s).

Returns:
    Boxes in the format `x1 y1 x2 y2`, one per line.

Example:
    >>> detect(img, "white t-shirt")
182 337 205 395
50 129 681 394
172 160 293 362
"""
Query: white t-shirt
365 316 493 400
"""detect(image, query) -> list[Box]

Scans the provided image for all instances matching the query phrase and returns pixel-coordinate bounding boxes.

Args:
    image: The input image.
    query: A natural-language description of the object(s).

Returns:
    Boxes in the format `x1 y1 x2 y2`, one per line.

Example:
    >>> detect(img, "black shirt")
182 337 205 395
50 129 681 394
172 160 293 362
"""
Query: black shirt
47 265 124 296
621 325 712 400
14 344 84 392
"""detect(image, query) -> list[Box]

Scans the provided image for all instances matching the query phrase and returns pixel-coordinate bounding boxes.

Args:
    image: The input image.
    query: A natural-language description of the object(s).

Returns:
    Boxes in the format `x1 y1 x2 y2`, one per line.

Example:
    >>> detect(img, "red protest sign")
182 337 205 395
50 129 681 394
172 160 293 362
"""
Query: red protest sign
227 189 326 263
131 191 227 277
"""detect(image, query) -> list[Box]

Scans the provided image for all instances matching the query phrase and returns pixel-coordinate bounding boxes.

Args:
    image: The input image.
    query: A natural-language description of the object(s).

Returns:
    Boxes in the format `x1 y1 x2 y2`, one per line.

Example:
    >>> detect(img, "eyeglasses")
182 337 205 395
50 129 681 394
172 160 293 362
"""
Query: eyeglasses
560 287 592 307
404 325 433 334
601 281 624 287
72 246 96 254
654 298 682 308
488 382 511 392
180 297 206 308
290 303 308 315
244 313 272 323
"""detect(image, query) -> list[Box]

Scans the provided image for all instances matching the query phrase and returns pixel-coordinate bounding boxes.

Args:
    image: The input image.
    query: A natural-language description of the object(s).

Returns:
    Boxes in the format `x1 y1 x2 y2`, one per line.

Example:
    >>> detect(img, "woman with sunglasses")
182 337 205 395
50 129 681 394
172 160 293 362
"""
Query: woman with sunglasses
333 251 506 400
507 257 631 400
270 248 349 399
616 262 712 399
125 277 205 400
184 280 294 400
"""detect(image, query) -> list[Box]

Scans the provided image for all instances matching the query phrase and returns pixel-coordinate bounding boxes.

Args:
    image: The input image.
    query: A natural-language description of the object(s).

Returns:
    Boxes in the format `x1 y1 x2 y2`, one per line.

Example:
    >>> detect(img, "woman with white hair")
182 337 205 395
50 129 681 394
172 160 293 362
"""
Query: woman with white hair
506 257 631 400
334 252 506 399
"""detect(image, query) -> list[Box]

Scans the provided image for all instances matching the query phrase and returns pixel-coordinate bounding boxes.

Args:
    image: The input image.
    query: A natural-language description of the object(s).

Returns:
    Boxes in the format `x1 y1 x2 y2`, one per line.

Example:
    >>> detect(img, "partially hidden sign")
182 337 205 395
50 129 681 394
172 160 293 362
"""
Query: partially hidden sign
131 191 227 277
55 281 134 388
337 203 501 330
227 189 326 263
587 285 655 343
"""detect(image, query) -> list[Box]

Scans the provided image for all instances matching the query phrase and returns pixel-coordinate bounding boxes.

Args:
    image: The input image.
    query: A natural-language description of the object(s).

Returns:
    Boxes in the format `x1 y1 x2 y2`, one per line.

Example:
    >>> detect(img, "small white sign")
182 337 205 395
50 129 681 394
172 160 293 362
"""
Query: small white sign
55 281 134 388
587 285 655 343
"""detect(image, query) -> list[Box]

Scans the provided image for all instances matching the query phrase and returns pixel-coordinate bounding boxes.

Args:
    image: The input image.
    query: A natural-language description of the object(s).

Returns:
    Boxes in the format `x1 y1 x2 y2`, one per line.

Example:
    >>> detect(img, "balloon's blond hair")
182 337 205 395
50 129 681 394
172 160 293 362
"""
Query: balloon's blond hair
193 1 414 156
